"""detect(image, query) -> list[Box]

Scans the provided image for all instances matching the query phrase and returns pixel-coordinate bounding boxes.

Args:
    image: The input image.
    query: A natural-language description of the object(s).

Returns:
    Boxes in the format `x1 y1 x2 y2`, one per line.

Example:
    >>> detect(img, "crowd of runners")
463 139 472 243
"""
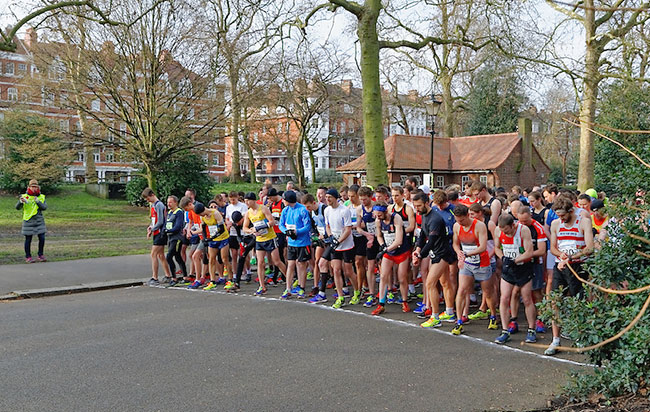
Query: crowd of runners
142 178 611 356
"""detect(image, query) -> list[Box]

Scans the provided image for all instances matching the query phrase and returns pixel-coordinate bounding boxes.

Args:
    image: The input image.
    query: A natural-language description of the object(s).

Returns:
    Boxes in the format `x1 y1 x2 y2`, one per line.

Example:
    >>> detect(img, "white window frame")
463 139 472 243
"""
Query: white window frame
119 123 127 138
93 151 100 163
91 99 101 111
461 175 470 186
436 175 444 188
480 175 488 185
105 150 115 163
5 62 14 75
7 87 18 101
78 151 85 162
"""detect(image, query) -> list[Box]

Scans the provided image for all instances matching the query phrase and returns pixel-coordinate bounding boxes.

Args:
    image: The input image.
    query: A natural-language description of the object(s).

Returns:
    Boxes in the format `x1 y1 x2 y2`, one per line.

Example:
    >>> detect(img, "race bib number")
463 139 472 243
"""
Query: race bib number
253 221 268 235
462 244 480 265
165 221 173 230
366 223 376 235
415 228 421 238
272 212 280 219
151 217 156 226
317 226 325 236
558 239 577 257
208 225 218 238
286 224 296 231
384 232 396 247
191 223 200 232
502 244 519 259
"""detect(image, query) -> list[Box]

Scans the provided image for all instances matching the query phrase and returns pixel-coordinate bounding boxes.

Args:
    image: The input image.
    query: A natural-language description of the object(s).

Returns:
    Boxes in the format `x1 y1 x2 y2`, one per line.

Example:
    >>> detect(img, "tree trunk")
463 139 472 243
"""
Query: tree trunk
578 1 598 192
562 156 567 185
357 0 388 186
439 2 454 138
295 133 306 187
306 139 317 184
78 113 97 183
144 163 157 193
229 73 241 182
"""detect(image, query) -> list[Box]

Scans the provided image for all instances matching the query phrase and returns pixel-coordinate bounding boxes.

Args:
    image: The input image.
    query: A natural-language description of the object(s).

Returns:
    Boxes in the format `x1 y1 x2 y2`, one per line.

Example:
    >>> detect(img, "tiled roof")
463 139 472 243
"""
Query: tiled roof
337 132 521 172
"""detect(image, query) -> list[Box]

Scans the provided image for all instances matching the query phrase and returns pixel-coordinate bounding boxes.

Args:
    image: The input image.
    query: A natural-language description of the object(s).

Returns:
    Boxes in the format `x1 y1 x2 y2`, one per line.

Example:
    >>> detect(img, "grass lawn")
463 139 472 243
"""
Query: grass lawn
0 185 150 265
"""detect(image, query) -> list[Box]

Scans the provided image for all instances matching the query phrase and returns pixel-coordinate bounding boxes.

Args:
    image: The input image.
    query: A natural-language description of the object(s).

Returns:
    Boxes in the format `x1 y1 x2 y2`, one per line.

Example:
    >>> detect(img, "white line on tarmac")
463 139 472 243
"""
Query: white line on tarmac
151 285 593 368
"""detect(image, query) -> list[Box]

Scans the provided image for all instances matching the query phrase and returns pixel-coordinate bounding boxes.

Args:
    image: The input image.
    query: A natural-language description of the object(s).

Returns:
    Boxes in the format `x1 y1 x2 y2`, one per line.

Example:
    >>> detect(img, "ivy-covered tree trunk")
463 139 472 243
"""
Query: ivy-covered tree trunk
78 112 97 184
357 0 388 186
578 4 598 192
143 162 157 193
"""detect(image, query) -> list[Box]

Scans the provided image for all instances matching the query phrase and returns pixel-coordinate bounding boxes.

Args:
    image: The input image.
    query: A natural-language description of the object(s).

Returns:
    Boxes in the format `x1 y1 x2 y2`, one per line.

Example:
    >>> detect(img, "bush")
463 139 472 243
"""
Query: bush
125 151 214 205
315 168 341 183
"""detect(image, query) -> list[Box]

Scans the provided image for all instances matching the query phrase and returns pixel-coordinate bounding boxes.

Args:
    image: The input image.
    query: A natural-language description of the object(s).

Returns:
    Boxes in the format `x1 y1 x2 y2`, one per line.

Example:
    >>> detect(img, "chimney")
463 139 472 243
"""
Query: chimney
407 89 418 102
518 117 533 168
24 27 37 49
341 80 353 95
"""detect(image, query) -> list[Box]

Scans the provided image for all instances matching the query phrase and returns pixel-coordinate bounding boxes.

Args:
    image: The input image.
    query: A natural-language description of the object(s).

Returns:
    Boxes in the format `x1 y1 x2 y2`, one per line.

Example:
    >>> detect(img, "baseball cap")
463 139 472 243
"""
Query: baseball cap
585 188 598 199
268 188 278 197
244 192 257 201
325 188 339 199
418 184 430 194
591 199 605 211
283 190 297 203
193 202 205 214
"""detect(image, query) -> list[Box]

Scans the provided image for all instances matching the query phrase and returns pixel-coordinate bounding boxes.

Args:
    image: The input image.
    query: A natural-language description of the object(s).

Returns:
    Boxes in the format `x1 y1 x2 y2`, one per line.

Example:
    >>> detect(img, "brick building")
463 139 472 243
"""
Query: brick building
337 118 551 189
0 29 227 183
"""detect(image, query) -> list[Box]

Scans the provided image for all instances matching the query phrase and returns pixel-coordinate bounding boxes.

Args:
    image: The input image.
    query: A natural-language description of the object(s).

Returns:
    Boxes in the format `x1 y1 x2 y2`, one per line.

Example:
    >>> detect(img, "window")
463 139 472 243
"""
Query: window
277 159 283 171
5 62 14 75
340 121 346 134
277 122 283 133
480 175 488 185
42 89 54 106
253 132 259 144
212 154 220 166
179 78 192 97
349 124 354 133
93 151 100 162
262 124 267 134
311 118 319 129
436 175 444 188
188 108 195 120
285 122 290 133
59 119 69 132
106 150 115 162
343 104 353 114
18 63 26 73
120 123 127 138
461 176 470 186
532 121 539 134
206 84 216 99
7 87 18 101
331 122 337 133
260 106 268 116
78 152 85 162
91 99 101 111
339 139 347 150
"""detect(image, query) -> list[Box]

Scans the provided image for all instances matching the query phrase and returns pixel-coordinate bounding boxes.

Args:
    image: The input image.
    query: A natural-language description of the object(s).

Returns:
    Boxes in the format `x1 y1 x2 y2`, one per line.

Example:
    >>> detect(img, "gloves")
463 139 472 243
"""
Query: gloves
286 229 297 240
331 237 340 248
376 244 387 261
502 256 514 272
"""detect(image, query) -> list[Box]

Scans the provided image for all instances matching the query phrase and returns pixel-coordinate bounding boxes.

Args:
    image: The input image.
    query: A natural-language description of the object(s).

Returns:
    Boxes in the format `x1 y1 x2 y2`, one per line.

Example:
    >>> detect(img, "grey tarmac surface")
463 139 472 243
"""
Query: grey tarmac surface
0 254 150 295
1 286 588 412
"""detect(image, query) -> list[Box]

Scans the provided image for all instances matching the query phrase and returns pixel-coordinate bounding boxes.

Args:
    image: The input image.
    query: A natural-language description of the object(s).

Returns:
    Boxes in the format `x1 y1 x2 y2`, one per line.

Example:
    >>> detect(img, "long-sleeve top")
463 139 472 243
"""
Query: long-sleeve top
164 208 184 241
279 203 312 247
417 208 453 258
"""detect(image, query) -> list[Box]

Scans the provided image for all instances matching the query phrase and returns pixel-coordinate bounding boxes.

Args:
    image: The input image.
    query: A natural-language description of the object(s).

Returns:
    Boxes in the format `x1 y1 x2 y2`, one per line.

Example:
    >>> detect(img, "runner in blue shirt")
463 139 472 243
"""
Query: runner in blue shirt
279 190 313 299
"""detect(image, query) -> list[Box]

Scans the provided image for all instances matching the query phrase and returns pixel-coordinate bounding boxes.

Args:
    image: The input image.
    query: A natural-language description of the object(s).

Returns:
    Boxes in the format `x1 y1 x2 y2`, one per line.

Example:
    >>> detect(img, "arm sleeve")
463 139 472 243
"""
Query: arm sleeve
171 213 183 234
15 200 23 210
36 198 47 211
419 221 442 257
152 203 166 232
297 209 311 236
278 209 287 233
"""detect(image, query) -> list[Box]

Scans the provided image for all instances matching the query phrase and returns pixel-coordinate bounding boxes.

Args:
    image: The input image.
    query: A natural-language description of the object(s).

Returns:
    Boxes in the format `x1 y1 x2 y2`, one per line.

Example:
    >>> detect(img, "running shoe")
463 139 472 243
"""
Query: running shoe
250 257 257 265
309 287 319 297
291 286 301 294
175 269 183 275
332 289 350 299
224 281 235 291
544 343 559 356
413 302 425 314
371 305 385 316
25 257 35 264
332 297 345 309
402 302 411 313
203 281 218 291
488 316 498 330
266 278 278 287
460 316 470 324
37 255 47 262
451 323 463 335
417 308 432 319
306 271 314 280
413 277 422 286
364 296 377 308
148 278 160 286
349 292 361 305
468 310 489 321
309 294 327 304
439 312 457 323
507 320 519 334
168 278 179 287
525 329 537 343
161 276 173 284
228 283 240 293
216 277 226 285
188 280 201 289
535 319 546 333
386 292 396 304
420 317 442 328
254 286 267 296
292 279 300 289
408 291 419 300
296 288 306 299
244 272 252 283
265 267 272 275
281 290 291 300
495 330 511 344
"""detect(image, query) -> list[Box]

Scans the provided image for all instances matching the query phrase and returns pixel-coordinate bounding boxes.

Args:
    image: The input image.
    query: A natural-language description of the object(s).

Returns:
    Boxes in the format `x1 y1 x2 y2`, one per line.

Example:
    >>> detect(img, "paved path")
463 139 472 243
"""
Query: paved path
1 287 583 412
0 254 151 295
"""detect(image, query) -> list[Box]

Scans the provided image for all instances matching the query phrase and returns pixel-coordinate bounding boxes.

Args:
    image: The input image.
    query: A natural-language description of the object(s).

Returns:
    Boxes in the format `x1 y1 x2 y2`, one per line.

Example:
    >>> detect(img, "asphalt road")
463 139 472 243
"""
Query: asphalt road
0 286 587 412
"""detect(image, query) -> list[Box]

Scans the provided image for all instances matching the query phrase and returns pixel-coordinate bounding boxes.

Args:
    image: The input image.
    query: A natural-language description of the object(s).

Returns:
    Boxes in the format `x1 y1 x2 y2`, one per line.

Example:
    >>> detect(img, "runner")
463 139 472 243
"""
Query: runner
231 210 254 290
226 190 248 281
278 190 312 299
195 201 232 291
451 204 498 335
142 187 172 286
388 185 417 305
356 186 380 307
164 195 187 286
467 203 497 323
323 188 359 309
432 190 458 322
180 197 209 287
411 192 456 328
242 192 287 296
577 194 592 212
590 199 609 247
371 201 410 315
493 213 537 344
268 188 287 284
545 197 594 355
308 193 330 303
347 185 367 298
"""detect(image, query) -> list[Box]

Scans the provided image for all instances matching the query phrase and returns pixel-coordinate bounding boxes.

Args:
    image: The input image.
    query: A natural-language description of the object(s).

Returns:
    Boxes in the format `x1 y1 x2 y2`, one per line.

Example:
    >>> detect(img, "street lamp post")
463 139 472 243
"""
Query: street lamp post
425 94 441 187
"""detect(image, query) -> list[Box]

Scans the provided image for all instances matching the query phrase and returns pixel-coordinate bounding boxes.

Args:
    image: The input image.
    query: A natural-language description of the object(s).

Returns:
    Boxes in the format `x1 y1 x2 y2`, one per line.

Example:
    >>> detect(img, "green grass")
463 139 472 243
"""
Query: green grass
0 185 150 264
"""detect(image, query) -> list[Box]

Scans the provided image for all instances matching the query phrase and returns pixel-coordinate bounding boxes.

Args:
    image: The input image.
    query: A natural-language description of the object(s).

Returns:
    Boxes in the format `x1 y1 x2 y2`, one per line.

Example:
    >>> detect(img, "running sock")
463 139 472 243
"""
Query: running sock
552 337 561 346
318 291 325 297
446 307 454 316
408 284 415 294
509 317 518 323
319 272 329 293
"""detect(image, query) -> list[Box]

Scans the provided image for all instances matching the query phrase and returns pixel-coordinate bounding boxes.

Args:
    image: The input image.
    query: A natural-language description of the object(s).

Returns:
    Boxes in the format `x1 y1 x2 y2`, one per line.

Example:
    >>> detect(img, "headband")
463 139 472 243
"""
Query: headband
372 205 388 212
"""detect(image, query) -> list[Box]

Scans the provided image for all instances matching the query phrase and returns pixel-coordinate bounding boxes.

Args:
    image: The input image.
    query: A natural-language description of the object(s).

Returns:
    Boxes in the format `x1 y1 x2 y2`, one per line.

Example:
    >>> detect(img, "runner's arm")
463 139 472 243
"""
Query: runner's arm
490 198 501 225
405 205 416 234
515 225 534 264
278 208 287 233
262 206 276 227
493 228 504 259
470 221 488 255
242 214 254 235
549 220 562 258
151 202 166 233
574 217 595 260
297 209 311 236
